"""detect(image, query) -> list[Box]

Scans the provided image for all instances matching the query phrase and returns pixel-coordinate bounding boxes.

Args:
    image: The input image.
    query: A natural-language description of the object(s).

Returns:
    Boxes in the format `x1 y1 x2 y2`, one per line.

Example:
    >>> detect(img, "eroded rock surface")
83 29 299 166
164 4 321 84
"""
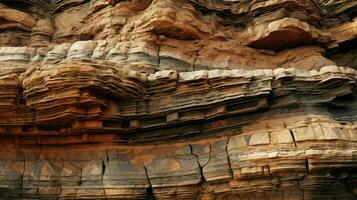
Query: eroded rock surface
0 0 356 199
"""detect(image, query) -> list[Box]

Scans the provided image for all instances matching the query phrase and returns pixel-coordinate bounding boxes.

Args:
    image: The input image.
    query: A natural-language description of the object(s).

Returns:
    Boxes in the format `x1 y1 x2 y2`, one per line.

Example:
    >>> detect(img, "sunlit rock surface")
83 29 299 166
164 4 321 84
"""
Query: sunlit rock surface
0 0 356 199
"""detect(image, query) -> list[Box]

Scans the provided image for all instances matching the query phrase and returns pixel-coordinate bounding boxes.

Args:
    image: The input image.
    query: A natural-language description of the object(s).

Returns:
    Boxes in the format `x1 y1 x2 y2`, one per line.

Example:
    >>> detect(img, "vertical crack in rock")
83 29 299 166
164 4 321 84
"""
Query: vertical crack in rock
189 144 206 183
20 151 25 197
305 158 310 172
289 129 298 148
225 137 234 177
101 160 107 199
143 165 156 200
157 36 163 71
105 150 109 163
189 143 208 194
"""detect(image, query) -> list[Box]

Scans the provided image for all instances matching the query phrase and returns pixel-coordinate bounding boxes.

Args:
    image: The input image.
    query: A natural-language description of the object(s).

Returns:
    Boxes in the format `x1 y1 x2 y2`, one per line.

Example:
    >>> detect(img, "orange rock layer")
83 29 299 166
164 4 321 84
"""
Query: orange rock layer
0 0 356 199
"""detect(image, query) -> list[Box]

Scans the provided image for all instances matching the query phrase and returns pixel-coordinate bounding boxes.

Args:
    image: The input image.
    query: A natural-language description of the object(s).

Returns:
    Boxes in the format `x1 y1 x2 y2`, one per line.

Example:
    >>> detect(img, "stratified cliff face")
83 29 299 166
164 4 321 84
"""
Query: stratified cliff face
0 0 356 199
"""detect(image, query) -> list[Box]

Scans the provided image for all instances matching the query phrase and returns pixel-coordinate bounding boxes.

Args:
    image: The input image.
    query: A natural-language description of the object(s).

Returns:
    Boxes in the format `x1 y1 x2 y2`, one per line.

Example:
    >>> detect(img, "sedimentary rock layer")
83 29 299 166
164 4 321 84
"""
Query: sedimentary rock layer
0 115 356 199
0 60 355 199
0 0 356 199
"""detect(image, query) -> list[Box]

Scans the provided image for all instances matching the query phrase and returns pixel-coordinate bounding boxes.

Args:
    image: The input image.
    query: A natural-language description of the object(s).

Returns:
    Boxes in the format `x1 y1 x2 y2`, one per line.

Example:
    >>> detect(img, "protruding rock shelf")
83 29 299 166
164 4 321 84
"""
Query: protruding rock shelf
0 0 356 199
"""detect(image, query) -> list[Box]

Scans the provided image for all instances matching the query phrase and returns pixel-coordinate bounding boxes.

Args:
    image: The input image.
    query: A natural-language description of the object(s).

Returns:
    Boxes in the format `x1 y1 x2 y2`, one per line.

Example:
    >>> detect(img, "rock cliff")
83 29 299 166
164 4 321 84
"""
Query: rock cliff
0 0 356 199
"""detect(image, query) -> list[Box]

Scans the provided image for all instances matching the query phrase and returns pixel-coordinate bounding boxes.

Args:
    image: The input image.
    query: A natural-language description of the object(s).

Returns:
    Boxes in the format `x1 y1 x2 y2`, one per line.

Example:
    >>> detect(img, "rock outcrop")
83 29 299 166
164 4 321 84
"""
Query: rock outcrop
0 0 356 199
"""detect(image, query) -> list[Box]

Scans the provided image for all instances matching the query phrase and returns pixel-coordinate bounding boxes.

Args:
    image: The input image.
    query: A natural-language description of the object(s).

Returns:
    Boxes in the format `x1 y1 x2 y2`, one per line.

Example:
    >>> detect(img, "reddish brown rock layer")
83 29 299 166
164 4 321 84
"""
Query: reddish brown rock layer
0 0 356 199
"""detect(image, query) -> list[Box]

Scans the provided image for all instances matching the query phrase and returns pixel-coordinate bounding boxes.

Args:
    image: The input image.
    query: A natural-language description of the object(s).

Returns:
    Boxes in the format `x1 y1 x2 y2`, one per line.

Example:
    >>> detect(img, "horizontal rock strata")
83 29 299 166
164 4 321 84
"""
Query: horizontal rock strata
0 0 356 199
0 117 356 199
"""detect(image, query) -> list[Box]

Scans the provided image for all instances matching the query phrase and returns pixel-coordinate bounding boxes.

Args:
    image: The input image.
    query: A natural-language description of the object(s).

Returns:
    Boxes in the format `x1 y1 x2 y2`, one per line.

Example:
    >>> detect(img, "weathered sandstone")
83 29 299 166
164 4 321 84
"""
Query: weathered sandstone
0 0 356 199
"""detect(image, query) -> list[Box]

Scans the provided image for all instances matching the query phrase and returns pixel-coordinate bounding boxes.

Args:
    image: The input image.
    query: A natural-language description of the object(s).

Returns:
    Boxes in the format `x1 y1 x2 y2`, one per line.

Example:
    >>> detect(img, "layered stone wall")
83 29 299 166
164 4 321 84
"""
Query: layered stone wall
0 0 356 199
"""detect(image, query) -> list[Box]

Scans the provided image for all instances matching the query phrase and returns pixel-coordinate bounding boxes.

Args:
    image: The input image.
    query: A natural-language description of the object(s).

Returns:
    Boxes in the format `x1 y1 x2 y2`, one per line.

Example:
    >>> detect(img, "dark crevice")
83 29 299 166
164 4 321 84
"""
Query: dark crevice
327 94 357 121
156 36 163 71
1 0 33 8
330 168 349 180
305 159 309 172
225 138 234 178
326 37 357 57
101 160 106 176
191 1 319 27
189 144 206 184
101 160 107 198
189 144 208 195
108 0 122 6
143 165 156 200
289 129 298 147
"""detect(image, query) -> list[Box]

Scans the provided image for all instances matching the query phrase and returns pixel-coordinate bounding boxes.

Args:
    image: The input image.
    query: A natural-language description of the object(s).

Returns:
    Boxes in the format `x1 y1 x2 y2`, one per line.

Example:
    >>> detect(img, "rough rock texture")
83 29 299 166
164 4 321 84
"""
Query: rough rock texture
0 0 356 199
